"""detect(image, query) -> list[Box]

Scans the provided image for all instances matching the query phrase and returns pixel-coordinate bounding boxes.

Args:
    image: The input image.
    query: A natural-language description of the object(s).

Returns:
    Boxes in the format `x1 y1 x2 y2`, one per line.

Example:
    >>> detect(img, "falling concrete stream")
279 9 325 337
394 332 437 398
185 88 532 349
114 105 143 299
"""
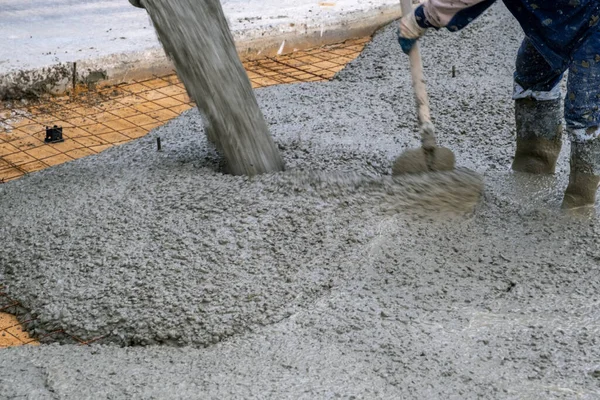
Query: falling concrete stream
142 0 285 175
0 3 599 399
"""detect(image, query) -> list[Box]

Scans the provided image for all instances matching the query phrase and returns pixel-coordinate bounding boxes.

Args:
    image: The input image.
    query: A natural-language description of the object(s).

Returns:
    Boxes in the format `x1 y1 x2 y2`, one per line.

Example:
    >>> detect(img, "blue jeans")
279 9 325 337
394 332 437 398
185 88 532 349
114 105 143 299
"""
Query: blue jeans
513 30 600 143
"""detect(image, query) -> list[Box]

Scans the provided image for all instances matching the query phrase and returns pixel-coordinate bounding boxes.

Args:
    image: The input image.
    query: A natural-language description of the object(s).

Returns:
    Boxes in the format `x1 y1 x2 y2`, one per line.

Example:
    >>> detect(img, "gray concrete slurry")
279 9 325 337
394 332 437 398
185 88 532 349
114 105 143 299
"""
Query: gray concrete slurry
143 0 285 176
1 3 599 399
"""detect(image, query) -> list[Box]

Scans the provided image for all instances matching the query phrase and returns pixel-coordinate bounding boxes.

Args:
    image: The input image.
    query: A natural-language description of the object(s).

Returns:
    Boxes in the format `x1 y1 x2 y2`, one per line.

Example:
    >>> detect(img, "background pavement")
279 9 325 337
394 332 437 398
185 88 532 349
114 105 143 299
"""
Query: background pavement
0 0 404 98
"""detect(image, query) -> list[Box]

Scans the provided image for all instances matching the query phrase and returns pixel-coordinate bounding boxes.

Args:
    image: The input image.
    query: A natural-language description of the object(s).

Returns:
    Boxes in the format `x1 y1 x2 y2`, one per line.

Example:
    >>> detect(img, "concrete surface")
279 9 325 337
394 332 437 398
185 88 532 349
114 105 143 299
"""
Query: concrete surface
1 3 600 399
0 0 404 99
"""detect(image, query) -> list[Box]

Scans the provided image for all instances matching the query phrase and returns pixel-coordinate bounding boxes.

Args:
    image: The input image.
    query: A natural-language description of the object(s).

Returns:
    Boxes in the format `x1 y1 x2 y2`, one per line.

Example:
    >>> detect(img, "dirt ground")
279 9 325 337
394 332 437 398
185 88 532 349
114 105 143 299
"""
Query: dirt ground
1 3 599 399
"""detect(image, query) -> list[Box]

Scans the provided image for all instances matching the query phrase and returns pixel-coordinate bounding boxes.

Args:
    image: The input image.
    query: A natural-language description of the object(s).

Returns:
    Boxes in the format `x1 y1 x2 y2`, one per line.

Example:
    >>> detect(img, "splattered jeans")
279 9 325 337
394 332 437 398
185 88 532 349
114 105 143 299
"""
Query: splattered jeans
513 29 600 143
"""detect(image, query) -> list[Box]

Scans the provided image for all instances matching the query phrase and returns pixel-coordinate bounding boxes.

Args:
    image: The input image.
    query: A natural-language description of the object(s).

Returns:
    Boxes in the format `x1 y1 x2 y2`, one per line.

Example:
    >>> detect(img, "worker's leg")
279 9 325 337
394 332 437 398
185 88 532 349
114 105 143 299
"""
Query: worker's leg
562 30 600 209
512 38 565 174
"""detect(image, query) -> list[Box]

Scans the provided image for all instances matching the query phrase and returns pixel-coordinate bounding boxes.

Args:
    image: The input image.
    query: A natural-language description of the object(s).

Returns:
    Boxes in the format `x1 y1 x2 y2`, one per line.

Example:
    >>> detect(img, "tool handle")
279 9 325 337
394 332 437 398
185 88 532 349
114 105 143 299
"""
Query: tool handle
400 0 436 149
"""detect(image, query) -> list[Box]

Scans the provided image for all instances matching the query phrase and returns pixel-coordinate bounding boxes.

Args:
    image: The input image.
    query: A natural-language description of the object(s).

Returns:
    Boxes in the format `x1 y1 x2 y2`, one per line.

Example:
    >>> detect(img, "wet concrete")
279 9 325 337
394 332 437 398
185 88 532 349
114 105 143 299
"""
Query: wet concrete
143 0 285 175
1 3 599 399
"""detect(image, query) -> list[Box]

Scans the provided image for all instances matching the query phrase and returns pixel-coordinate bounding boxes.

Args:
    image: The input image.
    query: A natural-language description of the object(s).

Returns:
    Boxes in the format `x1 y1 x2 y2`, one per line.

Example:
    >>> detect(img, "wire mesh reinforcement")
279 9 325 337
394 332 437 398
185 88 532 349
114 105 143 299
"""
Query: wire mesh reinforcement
0 37 371 347
0 37 369 184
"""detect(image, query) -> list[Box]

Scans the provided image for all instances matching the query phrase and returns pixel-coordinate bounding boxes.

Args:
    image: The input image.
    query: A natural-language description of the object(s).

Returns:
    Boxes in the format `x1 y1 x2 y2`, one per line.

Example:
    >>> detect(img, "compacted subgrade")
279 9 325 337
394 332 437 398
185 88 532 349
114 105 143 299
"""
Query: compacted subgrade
1 4 599 399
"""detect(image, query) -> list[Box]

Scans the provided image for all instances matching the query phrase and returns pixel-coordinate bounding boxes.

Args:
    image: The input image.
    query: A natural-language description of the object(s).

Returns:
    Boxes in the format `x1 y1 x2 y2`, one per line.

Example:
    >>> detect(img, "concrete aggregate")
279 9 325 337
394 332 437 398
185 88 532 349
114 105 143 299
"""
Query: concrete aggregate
1 4 599 399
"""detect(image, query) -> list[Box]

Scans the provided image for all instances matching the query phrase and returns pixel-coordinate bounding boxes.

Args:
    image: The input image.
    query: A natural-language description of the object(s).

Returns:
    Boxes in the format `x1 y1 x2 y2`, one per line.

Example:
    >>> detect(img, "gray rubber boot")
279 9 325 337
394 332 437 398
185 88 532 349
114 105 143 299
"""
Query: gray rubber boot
562 136 600 209
512 98 563 174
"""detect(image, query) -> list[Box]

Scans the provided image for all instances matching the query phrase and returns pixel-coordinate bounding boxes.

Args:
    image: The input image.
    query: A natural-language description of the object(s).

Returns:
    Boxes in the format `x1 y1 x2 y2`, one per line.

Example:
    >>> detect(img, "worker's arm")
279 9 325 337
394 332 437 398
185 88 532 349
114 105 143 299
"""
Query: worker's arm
398 0 496 53
420 0 497 30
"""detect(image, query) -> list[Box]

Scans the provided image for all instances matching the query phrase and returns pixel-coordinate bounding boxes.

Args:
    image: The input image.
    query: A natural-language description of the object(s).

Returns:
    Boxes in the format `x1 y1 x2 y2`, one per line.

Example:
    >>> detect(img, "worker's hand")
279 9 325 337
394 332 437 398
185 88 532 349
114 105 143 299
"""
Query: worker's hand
129 0 145 8
397 30 418 55
397 6 427 54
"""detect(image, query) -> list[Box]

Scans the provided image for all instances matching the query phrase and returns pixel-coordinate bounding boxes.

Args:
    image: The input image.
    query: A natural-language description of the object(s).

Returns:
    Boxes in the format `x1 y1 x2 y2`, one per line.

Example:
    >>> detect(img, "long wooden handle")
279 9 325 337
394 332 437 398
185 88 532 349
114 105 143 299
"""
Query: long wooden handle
400 0 436 148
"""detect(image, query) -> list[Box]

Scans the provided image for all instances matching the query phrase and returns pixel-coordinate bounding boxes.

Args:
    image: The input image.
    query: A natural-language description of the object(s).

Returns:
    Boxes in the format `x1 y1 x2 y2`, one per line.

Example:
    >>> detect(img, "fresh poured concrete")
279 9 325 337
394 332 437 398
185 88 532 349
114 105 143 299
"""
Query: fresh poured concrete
1 4 599 399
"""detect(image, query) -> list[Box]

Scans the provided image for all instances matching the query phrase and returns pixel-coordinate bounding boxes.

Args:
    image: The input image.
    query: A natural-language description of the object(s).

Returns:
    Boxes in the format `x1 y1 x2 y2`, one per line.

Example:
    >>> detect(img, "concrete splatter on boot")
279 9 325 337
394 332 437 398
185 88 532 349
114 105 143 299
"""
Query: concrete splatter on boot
512 98 563 174
562 135 600 209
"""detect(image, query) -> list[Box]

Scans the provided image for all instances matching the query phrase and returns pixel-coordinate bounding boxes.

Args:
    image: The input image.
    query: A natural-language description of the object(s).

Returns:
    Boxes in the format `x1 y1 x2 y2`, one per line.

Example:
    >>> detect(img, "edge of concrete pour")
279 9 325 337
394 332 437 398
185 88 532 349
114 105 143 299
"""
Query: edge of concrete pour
0 4 403 100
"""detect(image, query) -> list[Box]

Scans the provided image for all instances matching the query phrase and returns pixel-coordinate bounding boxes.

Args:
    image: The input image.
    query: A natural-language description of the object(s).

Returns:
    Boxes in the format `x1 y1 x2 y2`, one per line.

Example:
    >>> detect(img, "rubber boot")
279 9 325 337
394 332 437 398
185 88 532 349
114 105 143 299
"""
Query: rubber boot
512 98 563 174
562 137 600 209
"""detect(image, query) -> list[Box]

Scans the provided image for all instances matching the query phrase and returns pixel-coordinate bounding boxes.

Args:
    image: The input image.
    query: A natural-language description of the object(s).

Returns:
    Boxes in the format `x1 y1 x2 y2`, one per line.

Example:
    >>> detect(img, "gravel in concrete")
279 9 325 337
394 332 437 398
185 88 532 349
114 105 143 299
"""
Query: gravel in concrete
1 4 599 399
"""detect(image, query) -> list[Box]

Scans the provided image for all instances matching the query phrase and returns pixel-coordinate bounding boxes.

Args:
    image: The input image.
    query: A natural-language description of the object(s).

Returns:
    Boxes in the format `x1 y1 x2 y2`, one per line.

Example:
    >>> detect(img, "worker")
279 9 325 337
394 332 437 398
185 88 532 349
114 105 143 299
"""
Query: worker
398 0 600 209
